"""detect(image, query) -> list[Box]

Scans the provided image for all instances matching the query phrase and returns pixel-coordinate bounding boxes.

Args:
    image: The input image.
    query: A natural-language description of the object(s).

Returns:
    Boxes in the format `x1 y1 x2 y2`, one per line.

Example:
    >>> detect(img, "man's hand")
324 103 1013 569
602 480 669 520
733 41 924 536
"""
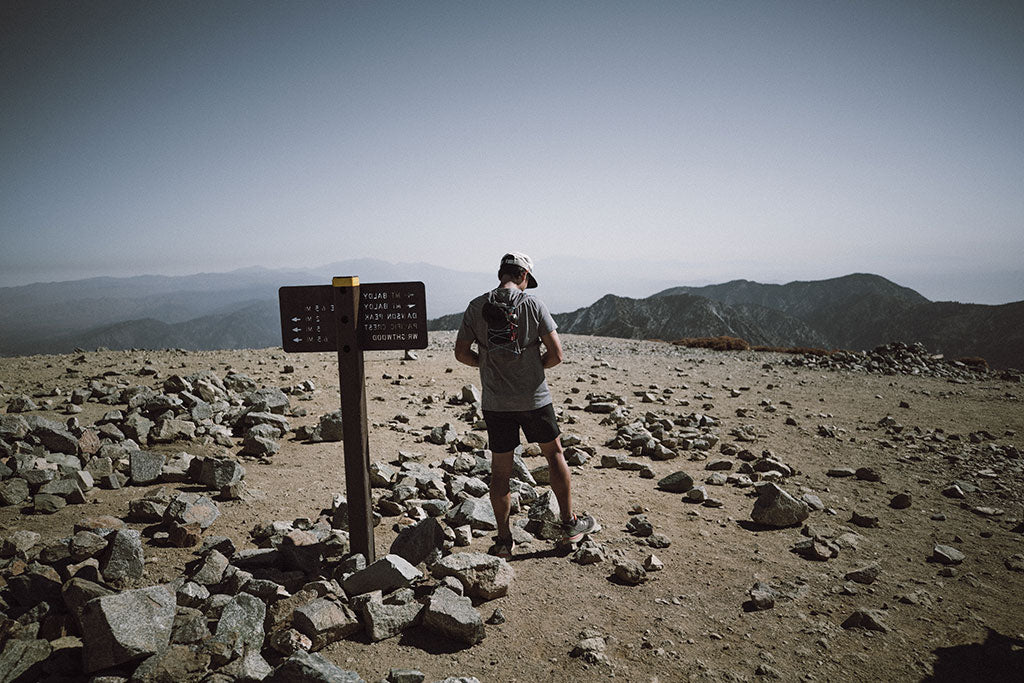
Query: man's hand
541 330 563 368
454 336 479 367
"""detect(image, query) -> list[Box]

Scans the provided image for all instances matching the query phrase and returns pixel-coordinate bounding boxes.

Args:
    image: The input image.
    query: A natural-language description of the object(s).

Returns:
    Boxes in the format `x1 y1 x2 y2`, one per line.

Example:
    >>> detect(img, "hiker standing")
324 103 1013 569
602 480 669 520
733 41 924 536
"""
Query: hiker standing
454 252 596 558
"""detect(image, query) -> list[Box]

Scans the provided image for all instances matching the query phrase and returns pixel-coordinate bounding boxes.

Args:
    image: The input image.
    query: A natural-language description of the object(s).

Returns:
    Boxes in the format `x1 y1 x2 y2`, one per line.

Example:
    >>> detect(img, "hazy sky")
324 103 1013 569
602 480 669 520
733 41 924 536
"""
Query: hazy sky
2 1 1022 303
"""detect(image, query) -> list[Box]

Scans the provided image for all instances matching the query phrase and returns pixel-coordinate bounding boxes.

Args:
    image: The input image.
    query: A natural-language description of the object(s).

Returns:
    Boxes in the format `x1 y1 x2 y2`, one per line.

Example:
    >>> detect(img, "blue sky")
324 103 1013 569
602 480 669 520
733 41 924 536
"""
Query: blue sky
2 1 1022 303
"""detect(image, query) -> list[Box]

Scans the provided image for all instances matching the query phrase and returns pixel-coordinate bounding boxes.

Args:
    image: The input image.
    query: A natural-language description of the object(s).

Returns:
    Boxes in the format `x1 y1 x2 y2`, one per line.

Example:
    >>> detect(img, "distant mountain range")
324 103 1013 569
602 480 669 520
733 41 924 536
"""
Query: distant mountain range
546 274 1024 369
2 266 1021 369
0 258 678 357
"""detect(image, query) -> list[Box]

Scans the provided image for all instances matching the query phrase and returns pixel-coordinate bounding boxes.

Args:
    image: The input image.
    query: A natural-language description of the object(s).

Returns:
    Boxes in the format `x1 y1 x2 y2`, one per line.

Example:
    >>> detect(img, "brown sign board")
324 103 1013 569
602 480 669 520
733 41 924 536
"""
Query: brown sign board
278 285 336 353
278 281 428 353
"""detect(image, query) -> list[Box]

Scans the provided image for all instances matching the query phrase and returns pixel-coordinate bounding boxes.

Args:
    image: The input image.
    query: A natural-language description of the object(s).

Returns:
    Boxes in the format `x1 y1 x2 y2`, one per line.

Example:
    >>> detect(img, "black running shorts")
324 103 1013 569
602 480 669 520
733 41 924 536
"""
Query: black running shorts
483 403 561 453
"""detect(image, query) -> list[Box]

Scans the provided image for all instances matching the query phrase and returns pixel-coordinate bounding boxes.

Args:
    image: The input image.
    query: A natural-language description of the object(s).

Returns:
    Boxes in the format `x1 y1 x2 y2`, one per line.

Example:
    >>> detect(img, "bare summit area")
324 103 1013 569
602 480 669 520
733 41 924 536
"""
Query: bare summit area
0 332 1021 682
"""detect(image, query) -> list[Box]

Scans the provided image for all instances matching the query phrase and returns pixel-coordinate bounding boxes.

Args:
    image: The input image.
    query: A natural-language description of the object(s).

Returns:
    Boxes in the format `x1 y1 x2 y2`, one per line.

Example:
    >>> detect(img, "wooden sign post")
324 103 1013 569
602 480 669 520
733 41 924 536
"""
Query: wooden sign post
278 277 428 562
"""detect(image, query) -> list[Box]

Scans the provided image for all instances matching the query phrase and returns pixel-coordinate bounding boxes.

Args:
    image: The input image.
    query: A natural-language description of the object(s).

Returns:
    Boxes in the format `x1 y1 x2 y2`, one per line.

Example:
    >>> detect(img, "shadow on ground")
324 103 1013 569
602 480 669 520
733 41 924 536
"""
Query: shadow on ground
922 628 1024 682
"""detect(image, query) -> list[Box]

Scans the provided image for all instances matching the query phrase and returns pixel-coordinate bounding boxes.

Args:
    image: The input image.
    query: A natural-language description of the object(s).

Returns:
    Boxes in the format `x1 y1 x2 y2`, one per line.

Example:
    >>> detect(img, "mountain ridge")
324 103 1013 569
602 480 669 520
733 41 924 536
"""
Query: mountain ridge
2 266 1021 369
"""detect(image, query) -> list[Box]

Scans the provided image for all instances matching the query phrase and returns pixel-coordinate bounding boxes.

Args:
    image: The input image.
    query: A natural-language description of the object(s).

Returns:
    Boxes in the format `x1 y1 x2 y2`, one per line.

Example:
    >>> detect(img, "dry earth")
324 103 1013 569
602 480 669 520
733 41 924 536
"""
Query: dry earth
1 331 1023 682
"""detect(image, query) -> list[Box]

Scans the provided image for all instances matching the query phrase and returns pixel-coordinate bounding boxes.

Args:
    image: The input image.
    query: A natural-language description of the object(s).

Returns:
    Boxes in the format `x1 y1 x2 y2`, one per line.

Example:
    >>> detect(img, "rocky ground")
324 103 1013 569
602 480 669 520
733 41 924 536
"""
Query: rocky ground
0 332 1022 682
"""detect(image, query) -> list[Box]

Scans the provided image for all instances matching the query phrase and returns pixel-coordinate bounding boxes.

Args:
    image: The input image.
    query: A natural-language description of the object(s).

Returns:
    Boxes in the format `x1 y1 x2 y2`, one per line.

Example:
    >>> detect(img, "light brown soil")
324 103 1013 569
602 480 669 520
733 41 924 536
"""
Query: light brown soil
2 332 1022 682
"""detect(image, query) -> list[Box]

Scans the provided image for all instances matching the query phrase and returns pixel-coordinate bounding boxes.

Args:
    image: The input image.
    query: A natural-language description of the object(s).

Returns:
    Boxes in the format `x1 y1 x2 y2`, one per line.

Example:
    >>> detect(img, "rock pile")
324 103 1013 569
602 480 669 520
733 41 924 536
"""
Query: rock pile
0 367 297 518
784 341 993 381
0 368 532 679
0 488 511 679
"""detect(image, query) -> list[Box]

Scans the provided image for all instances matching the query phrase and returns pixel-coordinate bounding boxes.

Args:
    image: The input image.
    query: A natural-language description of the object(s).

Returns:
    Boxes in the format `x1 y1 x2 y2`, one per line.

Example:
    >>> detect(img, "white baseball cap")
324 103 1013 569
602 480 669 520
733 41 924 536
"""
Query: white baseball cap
500 252 538 288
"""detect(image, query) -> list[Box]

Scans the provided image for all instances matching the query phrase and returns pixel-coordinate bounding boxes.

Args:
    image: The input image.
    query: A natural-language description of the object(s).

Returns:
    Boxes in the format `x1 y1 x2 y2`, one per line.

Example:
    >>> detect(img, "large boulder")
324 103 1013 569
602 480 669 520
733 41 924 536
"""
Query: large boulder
80 585 176 673
431 552 513 600
341 554 422 597
292 598 361 651
422 587 485 645
389 517 446 567
213 593 267 657
265 650 365 682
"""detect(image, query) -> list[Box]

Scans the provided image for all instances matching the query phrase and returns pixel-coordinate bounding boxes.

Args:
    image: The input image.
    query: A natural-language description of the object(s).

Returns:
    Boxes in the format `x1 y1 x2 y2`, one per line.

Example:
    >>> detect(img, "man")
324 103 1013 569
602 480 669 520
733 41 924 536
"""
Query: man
455 252 596 558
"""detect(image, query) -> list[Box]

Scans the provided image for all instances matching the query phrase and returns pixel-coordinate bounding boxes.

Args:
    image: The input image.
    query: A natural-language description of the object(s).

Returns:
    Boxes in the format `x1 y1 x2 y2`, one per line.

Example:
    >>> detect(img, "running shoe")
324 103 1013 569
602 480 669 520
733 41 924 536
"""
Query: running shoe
488 536 515 560
561 513 597 543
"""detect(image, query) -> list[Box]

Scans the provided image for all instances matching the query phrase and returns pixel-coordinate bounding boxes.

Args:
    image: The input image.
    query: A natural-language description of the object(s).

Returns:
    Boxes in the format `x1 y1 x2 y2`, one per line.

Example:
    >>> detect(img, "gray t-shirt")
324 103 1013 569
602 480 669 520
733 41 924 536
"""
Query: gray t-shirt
457 287 558 412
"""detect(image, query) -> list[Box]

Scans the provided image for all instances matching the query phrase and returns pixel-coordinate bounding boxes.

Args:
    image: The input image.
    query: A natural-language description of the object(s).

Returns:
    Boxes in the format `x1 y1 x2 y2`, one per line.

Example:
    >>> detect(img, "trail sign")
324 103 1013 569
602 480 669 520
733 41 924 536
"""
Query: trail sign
278 281 427 353
278 285 336 353
277 277 430 562
357 281 428 351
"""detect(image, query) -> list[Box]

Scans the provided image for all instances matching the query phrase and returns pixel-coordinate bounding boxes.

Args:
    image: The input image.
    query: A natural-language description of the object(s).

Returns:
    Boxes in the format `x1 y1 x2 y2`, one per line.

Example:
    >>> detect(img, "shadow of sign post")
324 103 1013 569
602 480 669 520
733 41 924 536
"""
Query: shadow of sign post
278 277 428 562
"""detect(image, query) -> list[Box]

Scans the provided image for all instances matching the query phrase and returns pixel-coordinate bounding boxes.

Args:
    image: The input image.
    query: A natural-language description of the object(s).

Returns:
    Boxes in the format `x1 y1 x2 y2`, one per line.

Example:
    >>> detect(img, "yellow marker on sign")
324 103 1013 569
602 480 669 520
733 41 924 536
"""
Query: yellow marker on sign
333 276 359 287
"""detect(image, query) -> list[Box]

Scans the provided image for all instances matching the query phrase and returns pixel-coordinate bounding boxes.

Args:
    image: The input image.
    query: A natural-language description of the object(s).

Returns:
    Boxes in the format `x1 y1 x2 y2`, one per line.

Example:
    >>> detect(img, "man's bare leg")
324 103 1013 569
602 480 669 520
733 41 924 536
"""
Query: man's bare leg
489 450 515 540
539 437 574 522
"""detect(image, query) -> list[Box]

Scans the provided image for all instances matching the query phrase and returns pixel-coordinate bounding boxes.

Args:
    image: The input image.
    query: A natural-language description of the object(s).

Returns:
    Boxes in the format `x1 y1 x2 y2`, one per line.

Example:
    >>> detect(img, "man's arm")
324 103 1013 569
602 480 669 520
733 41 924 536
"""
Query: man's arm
540 330 563 368
454 336 479 367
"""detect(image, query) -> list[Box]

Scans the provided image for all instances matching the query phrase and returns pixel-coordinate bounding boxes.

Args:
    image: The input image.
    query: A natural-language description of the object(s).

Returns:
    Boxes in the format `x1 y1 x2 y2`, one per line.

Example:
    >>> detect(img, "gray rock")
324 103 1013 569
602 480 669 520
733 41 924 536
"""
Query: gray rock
745 582 776 611
80 585 176 673
99 528 145 584
2 529 41 558
0 639 52 683
189 549 230 585
571 539 606 565
932 544 965 565
0 478 31 506
196 457 245 488
31 419 80 455
317 411 344 442
358 591 423 642
431 552 514 600
626 514 654 537
151 418 196 443
841 608 890 632
130 643 211 681
850 511 880 528
242 432 280 457
170 606 210 644
293 598 361 651
121 413 155 444
845 563 881 585
341 554 422 596
265 649 365 682
164 491 220 529
427 422 459 446
246 387 291 414
855 467 882 482
656 471 694 493
826 467 856 478
422 587 485 645
791 537 840 561
214 593 267 655
130 450 165 485
219 647 274 681
525 489 563 540
751 483 809 528
389 517 446 567
612 559 647 585
0 414 29 439
888 492 912 509
446 496 497 531
801 493 826 511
